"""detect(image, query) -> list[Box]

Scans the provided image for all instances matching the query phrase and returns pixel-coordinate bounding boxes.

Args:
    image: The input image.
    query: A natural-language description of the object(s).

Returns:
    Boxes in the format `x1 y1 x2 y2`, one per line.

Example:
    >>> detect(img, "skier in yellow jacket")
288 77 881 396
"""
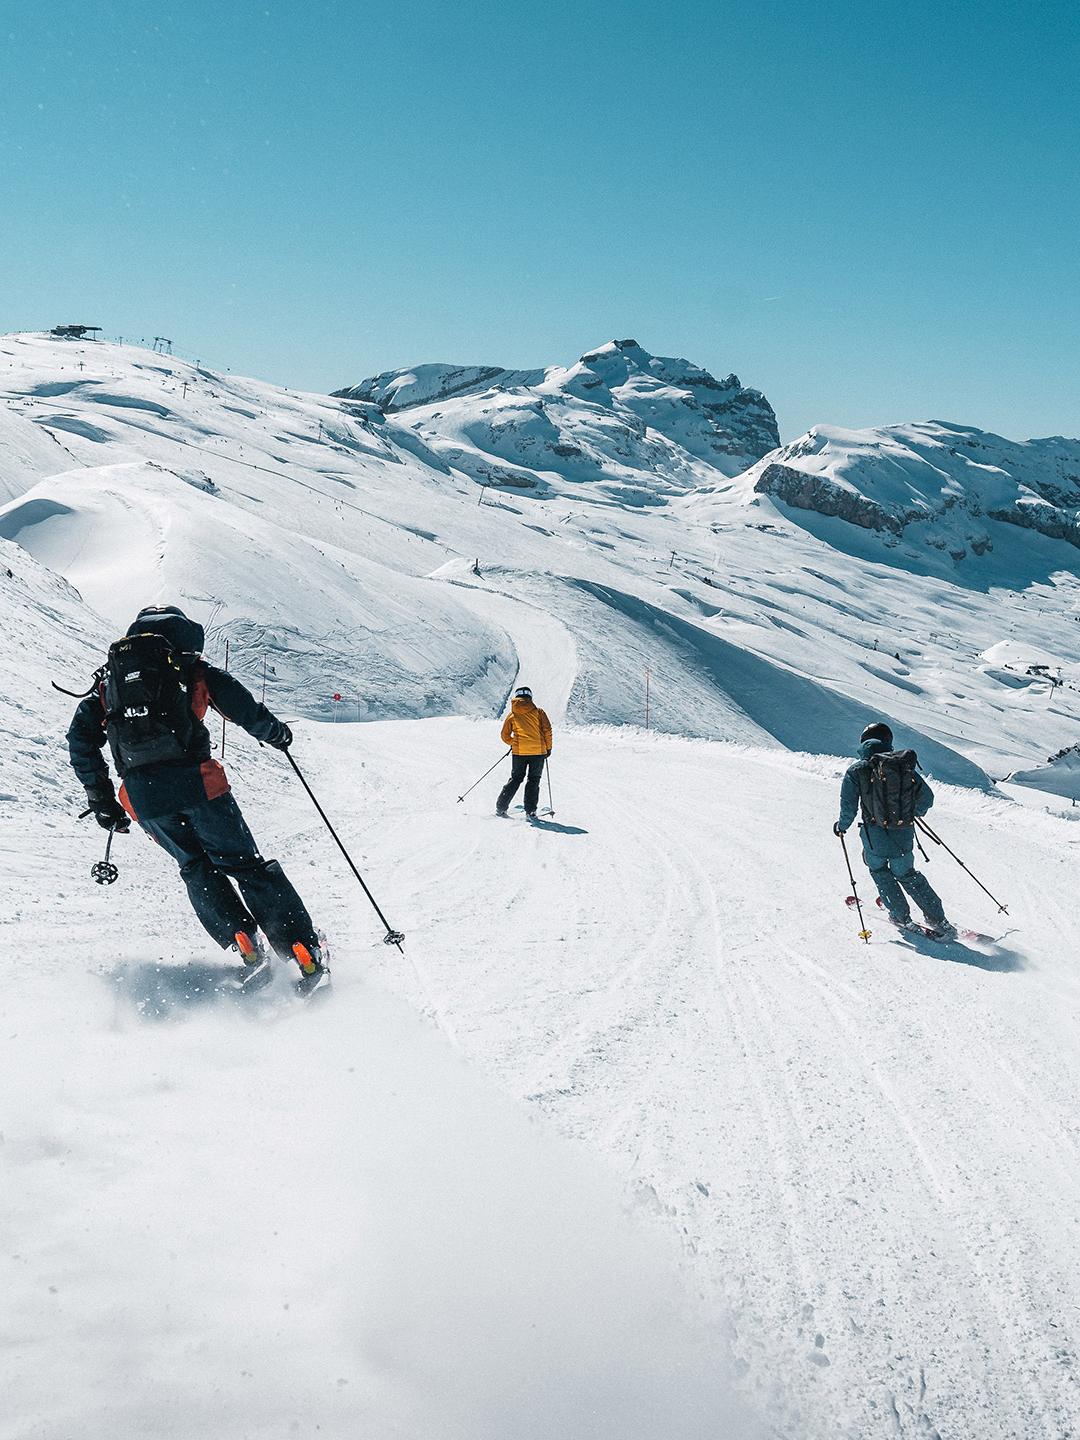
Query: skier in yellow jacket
496 686 553 819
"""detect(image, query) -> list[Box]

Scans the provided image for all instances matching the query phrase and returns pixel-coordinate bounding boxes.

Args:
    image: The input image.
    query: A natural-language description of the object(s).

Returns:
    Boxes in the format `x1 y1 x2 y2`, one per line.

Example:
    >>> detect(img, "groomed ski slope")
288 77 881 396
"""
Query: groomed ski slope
354 719 1080 1439
4 332 1080 1438
6 708 1080 1439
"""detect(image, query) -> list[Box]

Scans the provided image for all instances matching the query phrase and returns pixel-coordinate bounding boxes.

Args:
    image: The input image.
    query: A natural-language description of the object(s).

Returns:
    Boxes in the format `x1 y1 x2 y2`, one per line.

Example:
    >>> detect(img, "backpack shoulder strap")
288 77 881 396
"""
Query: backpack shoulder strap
854 763 874 823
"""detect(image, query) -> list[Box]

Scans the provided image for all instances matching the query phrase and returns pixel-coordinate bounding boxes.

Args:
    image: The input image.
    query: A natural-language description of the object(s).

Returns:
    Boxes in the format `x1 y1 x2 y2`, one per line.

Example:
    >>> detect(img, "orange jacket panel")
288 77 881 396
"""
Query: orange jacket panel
501 698 552 756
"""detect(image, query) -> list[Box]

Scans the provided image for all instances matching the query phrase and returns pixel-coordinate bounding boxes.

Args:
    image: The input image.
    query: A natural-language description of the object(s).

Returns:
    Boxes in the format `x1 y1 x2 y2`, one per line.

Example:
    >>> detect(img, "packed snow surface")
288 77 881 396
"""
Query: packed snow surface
4 332 1080 1437
7 708 1080 1439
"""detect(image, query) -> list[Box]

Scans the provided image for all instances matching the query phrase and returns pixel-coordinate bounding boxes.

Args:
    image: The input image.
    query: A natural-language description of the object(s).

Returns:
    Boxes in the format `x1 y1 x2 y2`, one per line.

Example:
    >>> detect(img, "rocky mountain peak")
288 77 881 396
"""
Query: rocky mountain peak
335 341 780 484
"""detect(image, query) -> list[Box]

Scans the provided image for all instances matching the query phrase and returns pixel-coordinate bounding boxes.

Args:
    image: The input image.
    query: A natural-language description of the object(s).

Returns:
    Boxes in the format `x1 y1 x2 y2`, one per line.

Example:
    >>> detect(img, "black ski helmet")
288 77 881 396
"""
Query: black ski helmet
127 604 205 654
860 721 893 748
514 686 533 699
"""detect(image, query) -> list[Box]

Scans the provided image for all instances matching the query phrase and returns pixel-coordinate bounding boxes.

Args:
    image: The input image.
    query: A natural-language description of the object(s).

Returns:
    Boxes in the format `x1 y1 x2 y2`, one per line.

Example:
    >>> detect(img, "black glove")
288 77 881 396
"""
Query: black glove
268 722 293 751
545 749 552 758
86 786 130 832
833 821 846 837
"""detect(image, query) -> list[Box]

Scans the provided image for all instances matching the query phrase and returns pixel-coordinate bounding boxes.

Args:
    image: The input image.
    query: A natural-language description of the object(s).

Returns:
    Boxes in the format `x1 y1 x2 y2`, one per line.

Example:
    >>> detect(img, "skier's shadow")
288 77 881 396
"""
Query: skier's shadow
527 817 589 836
902 933 1025 973
106 960 242 1020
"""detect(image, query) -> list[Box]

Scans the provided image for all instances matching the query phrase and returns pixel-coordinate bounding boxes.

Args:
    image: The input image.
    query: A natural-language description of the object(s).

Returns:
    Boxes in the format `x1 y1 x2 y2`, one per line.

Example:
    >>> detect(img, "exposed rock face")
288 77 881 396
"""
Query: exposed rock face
557 340 780 466
989 502 1080 548
339 351 1080 563
753 463 906 534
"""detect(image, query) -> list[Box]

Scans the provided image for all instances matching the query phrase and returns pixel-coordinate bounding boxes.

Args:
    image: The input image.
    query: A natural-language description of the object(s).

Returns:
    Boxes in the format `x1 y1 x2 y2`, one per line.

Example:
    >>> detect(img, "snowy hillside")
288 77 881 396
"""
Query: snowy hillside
742 420 1080 572
3 331 1079 786
5 329 1080 1438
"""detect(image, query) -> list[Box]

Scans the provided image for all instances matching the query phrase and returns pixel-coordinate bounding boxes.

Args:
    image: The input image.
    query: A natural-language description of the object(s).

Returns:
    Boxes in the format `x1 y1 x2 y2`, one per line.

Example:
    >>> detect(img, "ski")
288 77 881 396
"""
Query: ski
845 896 991 944
226 959 273 994
296 970 332 1000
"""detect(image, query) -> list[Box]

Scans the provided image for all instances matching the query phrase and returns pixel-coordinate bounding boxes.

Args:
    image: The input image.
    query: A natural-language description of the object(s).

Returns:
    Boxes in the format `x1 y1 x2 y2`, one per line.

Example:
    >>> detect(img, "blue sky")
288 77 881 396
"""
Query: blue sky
2 0 1077 440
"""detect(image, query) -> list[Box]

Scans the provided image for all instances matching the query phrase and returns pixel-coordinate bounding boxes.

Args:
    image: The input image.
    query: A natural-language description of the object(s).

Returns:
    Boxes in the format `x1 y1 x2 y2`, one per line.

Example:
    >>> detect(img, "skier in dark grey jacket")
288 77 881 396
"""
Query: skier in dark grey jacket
67 605 327 992
835 722 954 939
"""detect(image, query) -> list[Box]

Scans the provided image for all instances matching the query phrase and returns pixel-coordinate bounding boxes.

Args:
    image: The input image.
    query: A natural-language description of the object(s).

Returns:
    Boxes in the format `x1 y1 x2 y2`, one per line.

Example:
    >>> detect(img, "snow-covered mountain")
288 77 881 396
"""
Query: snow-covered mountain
341 343 1080 583
337 338 781 500
3 331 1079 786
6 329 1080 1439
741 420 1080 570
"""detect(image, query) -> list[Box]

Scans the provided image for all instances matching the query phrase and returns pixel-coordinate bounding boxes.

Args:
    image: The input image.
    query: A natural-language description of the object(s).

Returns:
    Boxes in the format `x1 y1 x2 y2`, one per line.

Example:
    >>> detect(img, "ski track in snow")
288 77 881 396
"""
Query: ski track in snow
350 720 1080 1440
8 717 1080 1438
432 572 579 722
1 769 751 1440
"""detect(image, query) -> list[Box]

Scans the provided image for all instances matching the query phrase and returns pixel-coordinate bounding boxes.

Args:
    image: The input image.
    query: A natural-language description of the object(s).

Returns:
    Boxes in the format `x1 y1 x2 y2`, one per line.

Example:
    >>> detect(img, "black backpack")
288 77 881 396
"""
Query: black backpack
859 749 920 829
103 631 195 772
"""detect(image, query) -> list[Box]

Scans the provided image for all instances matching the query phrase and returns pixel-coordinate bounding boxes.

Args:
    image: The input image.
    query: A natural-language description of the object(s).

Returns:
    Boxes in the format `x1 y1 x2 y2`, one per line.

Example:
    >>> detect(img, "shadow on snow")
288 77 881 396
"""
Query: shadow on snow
899 931 1025 973
570 578 992 790
104 959 249 1020
528 817 589 836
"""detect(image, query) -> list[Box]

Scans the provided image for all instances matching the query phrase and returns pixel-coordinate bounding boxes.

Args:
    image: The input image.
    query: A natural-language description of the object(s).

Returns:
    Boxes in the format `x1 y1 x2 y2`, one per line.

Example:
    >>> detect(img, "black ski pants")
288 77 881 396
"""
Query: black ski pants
140 791 318 957
497 754 546 815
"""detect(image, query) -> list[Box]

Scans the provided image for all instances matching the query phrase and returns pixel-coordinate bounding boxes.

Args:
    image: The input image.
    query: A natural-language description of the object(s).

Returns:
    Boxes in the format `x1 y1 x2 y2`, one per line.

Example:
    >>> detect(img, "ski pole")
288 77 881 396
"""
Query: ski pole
456 749 511 803
915 818 1009 913
283 750 405 950
838 831 871 943
545 757 554 816
91 829 120 886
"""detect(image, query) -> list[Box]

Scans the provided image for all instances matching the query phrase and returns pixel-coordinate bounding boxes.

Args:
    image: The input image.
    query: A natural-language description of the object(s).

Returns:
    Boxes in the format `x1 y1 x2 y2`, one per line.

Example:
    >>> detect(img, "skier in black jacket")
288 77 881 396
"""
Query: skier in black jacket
67 605 327 992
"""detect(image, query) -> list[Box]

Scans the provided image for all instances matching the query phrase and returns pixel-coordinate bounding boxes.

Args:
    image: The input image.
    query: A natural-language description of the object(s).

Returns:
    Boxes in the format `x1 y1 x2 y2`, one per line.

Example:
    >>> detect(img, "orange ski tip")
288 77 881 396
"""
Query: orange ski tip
292 942 317 975
235 931 257 958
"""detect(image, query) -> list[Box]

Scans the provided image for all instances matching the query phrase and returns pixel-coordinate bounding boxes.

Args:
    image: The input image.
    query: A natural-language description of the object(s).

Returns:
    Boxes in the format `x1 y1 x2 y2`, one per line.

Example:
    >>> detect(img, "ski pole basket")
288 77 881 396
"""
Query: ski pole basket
91 830 119 886
838 831 871 942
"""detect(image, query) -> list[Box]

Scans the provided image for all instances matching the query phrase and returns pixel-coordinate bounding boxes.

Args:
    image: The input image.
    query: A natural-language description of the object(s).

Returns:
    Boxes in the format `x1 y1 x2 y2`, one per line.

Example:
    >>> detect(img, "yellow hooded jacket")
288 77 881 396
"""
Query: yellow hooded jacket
501 696 553 756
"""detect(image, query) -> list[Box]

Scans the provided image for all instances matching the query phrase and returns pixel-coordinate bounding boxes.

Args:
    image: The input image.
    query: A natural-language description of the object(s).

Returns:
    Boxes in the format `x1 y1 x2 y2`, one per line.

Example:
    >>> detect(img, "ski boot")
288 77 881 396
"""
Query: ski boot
888 913 923 936
925 919 957 942
233 930 272 991
292 938 331 998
